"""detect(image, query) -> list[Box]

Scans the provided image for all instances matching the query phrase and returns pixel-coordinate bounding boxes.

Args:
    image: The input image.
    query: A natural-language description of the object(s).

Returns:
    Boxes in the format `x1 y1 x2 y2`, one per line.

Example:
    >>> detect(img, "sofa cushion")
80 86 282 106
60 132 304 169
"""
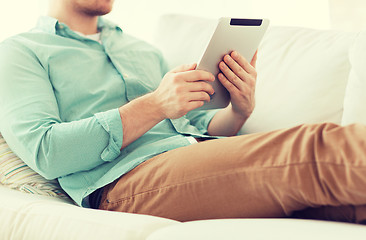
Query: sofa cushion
0 185 179 240
342 31 366 125
153 14 357 133
147 218 366 240
240 27 356 133
0 133 68 199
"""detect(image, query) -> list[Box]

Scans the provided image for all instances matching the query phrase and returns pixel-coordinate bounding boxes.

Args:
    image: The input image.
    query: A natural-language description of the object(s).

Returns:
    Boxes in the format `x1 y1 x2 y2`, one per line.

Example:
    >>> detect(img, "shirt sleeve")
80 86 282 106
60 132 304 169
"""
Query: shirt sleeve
0 40 123 180
185 110 218 134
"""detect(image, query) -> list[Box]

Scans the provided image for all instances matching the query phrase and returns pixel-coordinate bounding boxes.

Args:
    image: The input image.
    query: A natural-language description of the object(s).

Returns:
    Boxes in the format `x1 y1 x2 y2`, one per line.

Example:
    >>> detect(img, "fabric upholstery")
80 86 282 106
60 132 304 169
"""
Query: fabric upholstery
0 133 68 199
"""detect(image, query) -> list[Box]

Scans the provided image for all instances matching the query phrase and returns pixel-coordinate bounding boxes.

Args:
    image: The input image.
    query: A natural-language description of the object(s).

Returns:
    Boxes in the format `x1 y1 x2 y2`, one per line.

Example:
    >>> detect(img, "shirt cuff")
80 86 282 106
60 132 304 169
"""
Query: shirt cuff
94 108 123 162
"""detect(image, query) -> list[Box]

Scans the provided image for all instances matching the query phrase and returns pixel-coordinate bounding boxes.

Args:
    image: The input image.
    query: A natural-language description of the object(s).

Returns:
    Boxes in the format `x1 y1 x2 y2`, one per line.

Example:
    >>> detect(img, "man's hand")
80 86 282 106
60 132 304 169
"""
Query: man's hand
207 51 258 137
118 63 214 149
218 50 257 119
152 63 215 119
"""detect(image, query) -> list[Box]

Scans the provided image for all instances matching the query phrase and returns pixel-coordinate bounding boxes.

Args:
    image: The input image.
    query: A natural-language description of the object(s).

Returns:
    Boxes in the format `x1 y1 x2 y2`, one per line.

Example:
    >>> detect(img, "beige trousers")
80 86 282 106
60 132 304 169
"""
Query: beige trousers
99 123 366 222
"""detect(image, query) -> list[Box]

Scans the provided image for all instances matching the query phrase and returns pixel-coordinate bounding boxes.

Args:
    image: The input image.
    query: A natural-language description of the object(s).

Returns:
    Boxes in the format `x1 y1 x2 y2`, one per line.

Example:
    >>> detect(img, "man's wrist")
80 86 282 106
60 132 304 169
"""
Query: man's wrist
119 92 165 123
227 105 249 125
144 92 167 121
117 92 166 149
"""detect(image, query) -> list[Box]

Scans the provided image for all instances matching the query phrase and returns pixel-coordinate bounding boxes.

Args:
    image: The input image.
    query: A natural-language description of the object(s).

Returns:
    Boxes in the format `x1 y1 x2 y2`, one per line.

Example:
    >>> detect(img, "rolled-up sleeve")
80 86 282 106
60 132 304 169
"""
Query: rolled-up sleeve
0 41 123 180
94 109 123 162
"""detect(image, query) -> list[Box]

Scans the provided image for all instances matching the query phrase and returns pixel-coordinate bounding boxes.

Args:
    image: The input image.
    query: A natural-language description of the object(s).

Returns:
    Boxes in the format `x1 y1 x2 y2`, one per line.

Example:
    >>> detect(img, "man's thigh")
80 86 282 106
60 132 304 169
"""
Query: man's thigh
99 123 366 222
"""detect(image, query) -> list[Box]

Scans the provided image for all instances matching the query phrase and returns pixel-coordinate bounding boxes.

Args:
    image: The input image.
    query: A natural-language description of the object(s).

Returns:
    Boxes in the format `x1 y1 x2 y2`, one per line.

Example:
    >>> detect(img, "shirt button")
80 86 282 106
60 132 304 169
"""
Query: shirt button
123 74 129 78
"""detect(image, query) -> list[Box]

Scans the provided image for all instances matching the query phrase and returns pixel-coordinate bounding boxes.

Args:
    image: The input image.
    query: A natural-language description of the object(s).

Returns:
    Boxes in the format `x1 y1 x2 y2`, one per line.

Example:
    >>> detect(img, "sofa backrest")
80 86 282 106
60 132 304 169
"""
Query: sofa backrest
153 14 358 134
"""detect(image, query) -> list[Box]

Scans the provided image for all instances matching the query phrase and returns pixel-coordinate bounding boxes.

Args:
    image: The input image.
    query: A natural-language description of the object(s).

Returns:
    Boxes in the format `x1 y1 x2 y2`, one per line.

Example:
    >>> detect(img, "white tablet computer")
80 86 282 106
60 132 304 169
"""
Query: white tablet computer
195 17 270 110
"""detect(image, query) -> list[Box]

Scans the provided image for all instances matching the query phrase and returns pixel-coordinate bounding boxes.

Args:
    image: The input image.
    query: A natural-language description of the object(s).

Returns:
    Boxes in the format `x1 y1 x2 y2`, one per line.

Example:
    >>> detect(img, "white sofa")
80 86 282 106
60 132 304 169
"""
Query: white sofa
2 14 366 239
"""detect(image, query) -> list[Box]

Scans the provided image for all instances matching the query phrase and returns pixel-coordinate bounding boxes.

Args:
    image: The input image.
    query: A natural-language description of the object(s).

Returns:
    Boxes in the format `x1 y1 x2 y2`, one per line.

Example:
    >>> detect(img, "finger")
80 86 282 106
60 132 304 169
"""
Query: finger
188 81 215 95
223 54 250 81
179 70 215 82
218 72 253 99
188 91 211 102
251 50 258 68
218 72 239 94
186 101 205 112
230 51 256 75
219 61 244 91
226 54 257 86
171 63 197 73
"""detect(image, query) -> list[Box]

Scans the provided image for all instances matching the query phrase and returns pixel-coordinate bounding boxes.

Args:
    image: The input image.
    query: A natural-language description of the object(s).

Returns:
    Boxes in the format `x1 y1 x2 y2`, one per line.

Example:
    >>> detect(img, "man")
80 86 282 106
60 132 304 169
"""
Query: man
0 0 366 222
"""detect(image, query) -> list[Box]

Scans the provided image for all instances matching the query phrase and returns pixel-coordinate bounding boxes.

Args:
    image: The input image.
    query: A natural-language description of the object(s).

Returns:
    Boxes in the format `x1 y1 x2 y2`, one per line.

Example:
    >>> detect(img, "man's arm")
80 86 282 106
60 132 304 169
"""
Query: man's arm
0 43 214 179
119 63 215 148
207 51 258 136
0 42 125 179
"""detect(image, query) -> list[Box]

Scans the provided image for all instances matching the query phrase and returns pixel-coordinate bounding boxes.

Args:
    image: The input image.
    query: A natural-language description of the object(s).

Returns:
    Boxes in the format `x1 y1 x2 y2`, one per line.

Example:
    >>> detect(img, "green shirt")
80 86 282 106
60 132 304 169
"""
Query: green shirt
0 16 218 207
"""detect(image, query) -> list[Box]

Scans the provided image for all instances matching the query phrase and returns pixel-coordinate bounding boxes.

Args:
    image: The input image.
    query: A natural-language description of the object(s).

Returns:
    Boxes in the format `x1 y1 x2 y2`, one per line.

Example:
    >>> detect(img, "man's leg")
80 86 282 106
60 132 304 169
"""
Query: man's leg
291 205 366 223
99 123 366 222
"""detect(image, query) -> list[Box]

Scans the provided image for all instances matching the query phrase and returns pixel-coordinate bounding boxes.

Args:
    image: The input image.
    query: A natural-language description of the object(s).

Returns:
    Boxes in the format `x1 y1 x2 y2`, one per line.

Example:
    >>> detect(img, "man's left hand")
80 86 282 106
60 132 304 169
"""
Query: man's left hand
218 50 258 120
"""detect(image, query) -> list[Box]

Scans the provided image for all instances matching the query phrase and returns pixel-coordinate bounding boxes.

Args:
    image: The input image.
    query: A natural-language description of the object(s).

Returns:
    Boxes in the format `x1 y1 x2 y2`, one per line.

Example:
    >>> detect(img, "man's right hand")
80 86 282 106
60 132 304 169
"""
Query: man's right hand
118 63 215 149
152 63 215 119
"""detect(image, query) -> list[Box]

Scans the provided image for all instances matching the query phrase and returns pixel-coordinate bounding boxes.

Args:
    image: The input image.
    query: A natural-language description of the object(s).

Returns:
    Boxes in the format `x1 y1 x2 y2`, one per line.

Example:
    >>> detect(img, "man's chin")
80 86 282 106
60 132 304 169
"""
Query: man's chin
83 8 113 17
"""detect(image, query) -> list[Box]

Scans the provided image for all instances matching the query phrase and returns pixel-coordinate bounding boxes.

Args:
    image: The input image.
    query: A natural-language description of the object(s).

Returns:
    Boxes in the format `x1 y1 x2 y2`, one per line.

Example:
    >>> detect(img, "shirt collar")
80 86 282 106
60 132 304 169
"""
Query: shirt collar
35 15 123 35
35 16 59 34
97 17 123 32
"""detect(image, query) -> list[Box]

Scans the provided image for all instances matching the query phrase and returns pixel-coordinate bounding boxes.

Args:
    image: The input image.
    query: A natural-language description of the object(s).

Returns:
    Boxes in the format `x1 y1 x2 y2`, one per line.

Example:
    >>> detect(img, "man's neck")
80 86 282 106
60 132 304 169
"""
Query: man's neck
61 15 99 35
48 5 99 35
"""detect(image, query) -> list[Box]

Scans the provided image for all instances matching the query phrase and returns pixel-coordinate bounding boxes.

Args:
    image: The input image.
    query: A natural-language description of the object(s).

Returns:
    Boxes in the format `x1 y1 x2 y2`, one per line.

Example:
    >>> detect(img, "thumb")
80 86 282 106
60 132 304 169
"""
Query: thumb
171 63 197 73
